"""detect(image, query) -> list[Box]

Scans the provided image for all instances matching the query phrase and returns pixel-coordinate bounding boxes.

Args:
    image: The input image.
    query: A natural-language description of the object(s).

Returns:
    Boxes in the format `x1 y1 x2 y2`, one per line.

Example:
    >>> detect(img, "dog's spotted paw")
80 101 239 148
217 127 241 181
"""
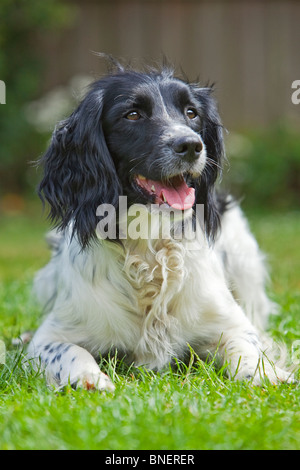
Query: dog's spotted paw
233 361 295 386
252 364 295 386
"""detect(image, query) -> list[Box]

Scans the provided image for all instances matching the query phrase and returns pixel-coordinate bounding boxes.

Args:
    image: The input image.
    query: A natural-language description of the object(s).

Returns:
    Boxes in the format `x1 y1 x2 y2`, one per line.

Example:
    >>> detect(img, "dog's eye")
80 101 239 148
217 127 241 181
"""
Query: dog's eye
126 111 141 121
186 108 197 119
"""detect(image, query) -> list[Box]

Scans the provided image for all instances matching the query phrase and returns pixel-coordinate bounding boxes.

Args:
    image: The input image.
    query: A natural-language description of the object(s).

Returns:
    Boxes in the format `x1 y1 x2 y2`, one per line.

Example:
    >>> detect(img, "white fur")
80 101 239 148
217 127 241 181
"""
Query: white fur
28 203 292 390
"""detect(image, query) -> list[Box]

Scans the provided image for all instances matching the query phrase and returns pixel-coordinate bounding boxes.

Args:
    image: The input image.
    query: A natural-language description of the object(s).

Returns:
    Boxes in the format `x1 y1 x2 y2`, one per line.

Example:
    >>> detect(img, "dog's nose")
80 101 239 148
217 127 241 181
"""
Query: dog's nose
172 135 203 162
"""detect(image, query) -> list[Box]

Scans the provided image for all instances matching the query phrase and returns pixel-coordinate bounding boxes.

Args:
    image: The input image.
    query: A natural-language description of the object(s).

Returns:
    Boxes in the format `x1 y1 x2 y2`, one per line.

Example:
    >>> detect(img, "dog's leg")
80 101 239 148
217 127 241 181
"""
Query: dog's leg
220 326 293 385
216 203 277 331
196 303 293 385
27 335 115 392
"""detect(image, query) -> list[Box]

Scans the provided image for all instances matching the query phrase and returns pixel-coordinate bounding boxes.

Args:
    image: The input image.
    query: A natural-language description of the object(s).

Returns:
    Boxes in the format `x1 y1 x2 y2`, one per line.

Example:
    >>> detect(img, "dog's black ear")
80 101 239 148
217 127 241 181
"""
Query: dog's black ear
192 86 225 241
38 87 121 249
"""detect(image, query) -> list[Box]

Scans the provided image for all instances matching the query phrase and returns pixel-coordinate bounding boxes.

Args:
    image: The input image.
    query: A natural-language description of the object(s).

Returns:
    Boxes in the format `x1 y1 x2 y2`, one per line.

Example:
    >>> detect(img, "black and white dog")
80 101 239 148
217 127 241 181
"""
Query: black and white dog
28 61 292 390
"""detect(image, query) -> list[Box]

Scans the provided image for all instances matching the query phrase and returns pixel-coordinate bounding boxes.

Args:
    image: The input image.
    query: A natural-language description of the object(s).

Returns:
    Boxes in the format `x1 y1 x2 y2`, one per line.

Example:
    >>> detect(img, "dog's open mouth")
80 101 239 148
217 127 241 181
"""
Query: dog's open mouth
135 174 195 210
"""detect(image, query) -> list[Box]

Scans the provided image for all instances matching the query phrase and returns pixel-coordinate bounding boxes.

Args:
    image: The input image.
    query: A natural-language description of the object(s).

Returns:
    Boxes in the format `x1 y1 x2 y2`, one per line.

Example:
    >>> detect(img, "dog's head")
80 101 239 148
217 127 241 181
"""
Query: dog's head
38 63 224 248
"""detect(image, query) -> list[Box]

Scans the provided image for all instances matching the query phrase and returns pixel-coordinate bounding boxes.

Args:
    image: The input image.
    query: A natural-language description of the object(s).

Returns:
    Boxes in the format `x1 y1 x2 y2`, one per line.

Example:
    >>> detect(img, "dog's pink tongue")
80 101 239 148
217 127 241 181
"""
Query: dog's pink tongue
141 176 195 210
160 181 195 210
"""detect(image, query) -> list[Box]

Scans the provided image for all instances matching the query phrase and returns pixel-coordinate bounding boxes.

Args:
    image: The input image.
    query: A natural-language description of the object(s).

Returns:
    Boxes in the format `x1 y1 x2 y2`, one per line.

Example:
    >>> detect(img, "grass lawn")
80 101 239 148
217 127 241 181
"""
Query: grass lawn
0 204 299 450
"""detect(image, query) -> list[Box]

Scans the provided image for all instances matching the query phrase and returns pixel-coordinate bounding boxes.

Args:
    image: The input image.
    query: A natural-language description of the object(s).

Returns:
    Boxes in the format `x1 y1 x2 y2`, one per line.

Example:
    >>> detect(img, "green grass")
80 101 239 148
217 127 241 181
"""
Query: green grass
0 206 299 450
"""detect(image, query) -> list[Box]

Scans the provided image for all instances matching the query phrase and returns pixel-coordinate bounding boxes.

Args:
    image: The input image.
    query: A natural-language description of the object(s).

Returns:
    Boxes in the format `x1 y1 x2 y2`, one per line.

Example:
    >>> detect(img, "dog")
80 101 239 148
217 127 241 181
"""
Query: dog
28 60 293 390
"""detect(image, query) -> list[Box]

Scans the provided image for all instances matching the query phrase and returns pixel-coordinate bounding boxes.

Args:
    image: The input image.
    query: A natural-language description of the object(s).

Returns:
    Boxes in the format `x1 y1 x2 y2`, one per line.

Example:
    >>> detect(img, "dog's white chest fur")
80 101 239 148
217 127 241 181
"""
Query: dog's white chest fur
35 215 223 369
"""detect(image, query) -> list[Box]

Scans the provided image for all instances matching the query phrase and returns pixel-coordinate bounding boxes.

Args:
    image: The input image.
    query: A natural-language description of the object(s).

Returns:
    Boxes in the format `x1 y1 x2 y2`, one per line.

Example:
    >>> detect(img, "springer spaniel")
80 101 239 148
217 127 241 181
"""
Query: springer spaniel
28 61 293 390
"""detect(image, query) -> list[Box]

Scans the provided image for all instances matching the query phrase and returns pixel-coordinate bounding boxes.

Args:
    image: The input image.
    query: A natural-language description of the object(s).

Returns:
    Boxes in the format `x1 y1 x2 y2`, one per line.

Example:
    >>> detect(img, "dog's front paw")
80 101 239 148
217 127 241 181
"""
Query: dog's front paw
76 370 115 392
233 360 294 386
252 363 294 386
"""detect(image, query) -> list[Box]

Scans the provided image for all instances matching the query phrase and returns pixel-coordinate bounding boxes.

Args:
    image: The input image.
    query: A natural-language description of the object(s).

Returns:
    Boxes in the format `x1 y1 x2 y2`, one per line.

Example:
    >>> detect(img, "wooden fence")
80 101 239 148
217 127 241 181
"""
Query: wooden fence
38 0 300 130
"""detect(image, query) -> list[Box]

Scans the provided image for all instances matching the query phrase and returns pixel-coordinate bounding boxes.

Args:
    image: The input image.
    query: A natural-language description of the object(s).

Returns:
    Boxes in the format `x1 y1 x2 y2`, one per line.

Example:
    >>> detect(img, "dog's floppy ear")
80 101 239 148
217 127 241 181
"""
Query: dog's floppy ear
38 86 121 249
192 86 225 241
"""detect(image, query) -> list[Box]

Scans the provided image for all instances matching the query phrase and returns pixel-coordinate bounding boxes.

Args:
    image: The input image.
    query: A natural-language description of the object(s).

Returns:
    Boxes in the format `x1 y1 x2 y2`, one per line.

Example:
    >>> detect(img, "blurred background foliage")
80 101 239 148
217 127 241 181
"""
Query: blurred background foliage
0 0 72 201
0 0 299 213
223 126 300 210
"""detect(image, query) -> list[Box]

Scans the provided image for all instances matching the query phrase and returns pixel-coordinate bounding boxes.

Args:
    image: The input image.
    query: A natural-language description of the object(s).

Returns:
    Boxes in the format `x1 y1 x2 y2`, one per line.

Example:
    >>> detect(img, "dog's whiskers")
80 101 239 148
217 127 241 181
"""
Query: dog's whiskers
206 157 222 171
